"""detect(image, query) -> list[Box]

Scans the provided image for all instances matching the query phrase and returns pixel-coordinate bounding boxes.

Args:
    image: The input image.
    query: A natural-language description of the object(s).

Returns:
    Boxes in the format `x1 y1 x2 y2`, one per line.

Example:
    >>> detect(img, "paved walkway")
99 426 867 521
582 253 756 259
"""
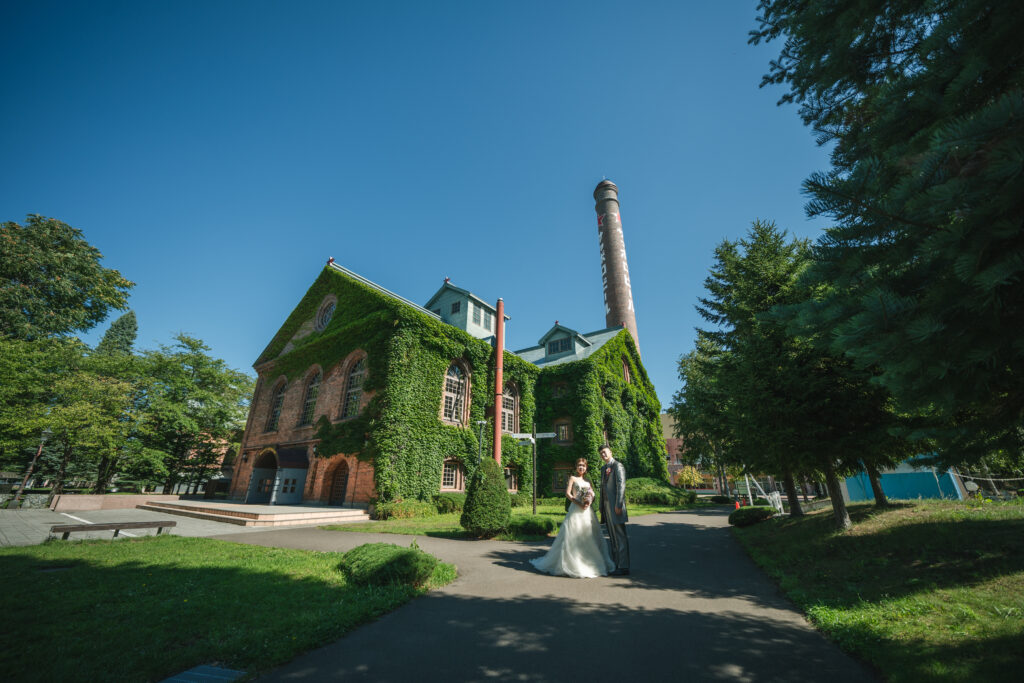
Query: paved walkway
0 507 310 546
211 509 877 682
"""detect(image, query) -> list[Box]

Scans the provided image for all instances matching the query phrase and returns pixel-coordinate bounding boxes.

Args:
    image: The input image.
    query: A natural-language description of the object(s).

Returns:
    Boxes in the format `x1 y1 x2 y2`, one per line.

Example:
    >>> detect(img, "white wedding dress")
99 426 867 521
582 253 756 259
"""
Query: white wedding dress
530 481 615 578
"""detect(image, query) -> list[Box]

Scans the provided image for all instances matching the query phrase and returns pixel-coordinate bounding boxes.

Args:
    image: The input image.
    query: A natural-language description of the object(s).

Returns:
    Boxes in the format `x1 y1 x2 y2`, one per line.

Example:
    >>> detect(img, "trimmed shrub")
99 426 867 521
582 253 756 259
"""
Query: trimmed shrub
340 541 438 587
728 506 775 527
710 495 733 504
508 492 528 508
374 500 438 520
433 492 466 514
460 458 511 537
507 515 558 536
754 497 769 506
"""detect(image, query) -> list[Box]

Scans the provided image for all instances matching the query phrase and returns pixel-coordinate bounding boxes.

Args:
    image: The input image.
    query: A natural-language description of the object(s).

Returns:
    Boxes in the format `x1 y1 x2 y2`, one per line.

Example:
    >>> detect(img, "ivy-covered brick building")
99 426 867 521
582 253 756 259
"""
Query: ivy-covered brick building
229 181 667 506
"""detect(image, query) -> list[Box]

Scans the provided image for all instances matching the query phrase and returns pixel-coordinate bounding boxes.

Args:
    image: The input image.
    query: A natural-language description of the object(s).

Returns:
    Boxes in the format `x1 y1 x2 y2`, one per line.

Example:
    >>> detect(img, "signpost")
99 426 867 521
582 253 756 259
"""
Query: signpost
513 425 557 514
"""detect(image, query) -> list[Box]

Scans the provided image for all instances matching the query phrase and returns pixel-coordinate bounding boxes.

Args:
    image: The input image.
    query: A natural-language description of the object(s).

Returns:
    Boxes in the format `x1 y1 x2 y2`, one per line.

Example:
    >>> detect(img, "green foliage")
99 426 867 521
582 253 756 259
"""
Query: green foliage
339 541 439 588
508 492 527 508
95 310 137 356
137 334 254 493
374 500 438 520
752 1 1024 463
432 492 466 513
263 267 536 502
507 514 557 536
460 457 511 537
728 506 775 527
533 330 667 496
710 495 733 504
625 477 696 505
0 215 133 340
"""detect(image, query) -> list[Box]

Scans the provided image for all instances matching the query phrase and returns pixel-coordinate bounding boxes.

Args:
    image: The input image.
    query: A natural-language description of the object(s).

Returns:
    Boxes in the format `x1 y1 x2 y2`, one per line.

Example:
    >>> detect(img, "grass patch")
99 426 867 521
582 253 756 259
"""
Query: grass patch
323 500 702 538
733 498 1024 682
0 535 455 682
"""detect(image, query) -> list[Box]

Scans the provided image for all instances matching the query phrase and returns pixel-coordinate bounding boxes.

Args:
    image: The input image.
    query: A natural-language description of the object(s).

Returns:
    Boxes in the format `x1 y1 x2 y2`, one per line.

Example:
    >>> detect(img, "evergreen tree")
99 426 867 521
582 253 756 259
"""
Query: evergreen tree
751 0 1024 463
95 311 137 356
0 215 133 340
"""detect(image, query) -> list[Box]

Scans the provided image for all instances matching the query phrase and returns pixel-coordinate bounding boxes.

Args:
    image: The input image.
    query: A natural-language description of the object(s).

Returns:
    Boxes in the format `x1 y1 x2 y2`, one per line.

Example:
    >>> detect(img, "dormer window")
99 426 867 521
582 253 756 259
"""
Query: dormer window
451 301 461 314
473 303 481 325
547 338 571 355
483 310 493 330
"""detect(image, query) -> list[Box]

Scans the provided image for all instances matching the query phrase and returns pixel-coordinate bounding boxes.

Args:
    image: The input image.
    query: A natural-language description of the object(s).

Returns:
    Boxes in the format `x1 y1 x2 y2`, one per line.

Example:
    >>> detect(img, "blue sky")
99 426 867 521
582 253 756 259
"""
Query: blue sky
1 1 830 407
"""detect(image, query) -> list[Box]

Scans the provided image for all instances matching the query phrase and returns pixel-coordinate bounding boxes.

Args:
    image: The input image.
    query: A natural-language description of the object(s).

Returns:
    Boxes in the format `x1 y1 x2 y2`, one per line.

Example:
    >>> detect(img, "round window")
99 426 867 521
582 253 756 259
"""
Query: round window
315 300 336 331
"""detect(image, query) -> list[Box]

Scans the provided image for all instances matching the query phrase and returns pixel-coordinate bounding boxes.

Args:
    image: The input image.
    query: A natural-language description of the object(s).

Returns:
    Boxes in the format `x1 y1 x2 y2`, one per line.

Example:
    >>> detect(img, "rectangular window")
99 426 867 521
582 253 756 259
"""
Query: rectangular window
556 422 572 442
451 301 461 314
473 303 481 325
505 468 518 492
483 310 492 330
433 309 441 316
552 469 571 493
547 338 571 355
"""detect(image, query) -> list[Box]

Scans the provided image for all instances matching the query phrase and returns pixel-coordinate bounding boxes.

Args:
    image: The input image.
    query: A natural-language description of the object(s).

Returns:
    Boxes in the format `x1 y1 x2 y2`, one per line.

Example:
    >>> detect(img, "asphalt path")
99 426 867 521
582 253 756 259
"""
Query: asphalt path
212 508 877 682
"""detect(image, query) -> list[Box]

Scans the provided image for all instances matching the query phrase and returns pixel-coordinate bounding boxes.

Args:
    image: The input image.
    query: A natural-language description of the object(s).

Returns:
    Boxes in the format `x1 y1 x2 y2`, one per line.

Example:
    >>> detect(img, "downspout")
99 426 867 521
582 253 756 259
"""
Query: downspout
493 298 505 465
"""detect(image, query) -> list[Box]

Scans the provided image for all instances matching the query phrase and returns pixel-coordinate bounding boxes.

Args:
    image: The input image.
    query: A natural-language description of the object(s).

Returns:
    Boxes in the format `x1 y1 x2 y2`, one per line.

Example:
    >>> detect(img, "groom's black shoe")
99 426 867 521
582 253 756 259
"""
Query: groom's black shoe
610 568 630 576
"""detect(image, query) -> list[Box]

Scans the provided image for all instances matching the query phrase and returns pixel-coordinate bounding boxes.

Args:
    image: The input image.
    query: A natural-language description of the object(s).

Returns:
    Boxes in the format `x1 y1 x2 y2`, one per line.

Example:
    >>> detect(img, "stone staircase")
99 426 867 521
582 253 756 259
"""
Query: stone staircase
136 500 371 527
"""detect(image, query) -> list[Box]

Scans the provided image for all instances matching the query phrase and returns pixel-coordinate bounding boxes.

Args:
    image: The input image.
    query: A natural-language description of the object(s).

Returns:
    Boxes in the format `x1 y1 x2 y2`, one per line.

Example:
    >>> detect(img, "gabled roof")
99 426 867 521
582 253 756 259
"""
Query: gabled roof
536 323 592 348
423 280 509 320
513 325 625 367
329 262 440 319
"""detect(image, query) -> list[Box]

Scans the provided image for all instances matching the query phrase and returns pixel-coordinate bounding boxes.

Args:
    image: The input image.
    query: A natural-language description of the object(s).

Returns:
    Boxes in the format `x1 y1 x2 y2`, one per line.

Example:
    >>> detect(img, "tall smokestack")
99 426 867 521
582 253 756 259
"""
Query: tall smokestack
594 180 640 354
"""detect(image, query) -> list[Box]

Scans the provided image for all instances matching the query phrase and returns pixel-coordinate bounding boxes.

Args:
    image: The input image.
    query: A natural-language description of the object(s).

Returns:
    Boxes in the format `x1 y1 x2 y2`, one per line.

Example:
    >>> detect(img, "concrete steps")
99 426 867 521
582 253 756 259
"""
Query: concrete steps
136 500 371 527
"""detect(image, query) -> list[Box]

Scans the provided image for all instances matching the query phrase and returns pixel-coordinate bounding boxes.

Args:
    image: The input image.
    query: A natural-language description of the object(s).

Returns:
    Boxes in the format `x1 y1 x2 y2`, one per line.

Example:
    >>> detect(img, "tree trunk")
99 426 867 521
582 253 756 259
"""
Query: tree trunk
823 461 852 530
783 471 804 516
47 442 74 507
802 477 810 503
92 454 116 494
865 462 888 507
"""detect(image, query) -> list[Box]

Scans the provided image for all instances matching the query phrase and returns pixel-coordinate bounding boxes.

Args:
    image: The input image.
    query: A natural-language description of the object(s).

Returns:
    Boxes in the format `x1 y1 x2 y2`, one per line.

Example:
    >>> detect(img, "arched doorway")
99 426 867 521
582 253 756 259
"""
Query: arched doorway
329 461 350 506
247 450 278 504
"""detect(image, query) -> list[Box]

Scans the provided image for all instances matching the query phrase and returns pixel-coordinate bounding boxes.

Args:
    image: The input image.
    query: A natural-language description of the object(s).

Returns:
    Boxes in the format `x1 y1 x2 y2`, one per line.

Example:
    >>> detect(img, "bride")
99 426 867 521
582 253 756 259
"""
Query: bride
530 458 615 578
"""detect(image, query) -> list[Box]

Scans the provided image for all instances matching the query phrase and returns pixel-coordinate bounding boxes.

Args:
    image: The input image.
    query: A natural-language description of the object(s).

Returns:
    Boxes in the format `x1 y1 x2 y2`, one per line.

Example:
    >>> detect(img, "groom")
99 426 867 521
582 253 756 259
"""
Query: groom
599 445 630 576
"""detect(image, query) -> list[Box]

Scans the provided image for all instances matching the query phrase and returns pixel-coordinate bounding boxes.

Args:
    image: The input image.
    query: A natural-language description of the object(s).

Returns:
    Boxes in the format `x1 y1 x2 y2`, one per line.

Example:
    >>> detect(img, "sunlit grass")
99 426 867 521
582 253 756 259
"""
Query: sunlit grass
0 535 455 682
734 498 1024 682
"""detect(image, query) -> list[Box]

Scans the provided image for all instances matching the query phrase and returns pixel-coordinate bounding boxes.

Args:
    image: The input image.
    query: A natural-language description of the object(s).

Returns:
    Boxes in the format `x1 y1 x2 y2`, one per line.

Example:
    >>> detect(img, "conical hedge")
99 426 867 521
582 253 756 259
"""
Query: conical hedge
460 457 510 537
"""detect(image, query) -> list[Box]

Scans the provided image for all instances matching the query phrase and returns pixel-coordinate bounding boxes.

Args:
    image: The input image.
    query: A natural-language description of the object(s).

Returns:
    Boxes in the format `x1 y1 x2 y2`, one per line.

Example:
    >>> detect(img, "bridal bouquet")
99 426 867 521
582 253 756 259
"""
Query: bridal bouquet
579 487 595 507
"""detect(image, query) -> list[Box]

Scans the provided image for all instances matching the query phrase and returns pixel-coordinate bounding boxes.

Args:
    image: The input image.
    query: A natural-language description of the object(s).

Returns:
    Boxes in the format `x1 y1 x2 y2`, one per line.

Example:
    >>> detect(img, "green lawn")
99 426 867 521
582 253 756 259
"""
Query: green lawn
733 498 1024 682
321 501 701 538
0 535 455 682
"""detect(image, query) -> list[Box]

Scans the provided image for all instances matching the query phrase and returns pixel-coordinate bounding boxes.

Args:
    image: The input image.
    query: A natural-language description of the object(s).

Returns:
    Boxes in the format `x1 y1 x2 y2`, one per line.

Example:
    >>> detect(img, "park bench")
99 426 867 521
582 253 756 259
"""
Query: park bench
49 520 177 540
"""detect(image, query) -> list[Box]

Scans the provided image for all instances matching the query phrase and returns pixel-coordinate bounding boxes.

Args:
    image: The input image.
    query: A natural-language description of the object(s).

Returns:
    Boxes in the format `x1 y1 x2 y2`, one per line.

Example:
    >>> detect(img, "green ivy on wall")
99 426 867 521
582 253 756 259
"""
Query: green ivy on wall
254 266 537 502
532 330 668 495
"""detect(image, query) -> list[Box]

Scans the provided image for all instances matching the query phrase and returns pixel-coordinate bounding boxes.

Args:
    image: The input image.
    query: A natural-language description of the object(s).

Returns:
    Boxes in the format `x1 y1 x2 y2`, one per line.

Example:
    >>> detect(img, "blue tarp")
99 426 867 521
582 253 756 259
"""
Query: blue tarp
845 465 961 501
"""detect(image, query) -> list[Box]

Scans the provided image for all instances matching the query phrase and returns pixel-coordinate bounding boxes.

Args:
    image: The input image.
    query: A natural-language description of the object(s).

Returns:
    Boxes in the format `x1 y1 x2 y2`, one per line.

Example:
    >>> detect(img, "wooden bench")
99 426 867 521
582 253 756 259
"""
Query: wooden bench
49 520 178 540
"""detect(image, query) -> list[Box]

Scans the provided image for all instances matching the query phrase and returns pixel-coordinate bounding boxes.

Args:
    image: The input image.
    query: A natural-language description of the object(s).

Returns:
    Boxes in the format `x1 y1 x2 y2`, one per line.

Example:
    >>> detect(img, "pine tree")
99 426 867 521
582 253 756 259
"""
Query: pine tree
95 311 137 356
752 0 1024 464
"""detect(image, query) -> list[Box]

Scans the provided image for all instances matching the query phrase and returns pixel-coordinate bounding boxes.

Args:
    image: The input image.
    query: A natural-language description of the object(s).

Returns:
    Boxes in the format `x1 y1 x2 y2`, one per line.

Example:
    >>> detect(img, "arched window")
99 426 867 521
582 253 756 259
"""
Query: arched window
622 356 631 384
341 357 366 419
501 382 519 433
441 458 466 491
298 371 322 426
441 362 468 425
264 381 286 432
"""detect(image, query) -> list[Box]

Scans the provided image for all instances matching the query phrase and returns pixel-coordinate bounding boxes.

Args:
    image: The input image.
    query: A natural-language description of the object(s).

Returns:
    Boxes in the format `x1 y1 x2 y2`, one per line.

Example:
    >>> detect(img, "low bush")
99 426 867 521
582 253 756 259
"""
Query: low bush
433 492 466 514
754 497 769 506
728 506 775 527
374 500 438 520
709 495 733 504
507 515 558 536
625 477 696 506
340 541 438 588
509 492 528 508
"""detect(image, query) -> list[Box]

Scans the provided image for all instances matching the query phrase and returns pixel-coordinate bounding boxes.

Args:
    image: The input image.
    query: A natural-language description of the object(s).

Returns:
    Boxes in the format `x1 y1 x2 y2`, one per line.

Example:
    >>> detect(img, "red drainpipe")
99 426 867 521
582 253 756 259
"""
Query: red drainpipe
493 298 504 465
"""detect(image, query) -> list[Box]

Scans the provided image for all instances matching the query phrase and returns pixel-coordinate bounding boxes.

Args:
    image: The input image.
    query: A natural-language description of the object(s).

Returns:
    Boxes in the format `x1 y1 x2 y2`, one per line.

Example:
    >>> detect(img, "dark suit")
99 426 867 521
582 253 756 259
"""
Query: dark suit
600 458 629 570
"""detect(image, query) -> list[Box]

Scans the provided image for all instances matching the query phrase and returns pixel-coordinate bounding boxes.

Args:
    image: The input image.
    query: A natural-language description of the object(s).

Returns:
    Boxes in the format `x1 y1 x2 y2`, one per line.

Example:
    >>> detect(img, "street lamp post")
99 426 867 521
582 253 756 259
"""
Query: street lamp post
475 420 488 464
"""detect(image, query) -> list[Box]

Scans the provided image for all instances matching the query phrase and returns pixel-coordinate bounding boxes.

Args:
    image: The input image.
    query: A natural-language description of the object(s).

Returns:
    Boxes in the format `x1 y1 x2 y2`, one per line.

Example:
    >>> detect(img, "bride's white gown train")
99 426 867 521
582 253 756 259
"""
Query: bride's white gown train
530 482 615 578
